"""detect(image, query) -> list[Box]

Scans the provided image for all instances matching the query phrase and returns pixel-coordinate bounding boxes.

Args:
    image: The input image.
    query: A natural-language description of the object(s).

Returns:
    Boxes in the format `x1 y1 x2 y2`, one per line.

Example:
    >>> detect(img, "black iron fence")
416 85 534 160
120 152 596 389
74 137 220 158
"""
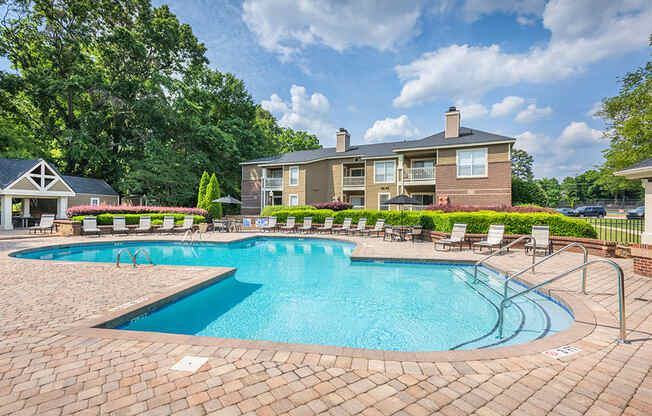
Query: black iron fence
583 217 644 244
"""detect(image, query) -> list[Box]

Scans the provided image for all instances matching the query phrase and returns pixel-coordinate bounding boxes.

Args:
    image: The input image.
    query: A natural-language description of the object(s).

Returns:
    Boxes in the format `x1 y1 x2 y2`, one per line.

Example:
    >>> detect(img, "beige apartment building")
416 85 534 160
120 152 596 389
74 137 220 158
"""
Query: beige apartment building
241 107 515 214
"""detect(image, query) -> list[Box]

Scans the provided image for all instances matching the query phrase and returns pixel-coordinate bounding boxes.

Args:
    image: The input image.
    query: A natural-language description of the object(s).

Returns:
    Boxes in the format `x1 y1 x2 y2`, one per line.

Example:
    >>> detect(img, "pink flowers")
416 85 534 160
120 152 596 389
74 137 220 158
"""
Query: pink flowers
424 204 557 214
66 205 209 218
312 202 353 211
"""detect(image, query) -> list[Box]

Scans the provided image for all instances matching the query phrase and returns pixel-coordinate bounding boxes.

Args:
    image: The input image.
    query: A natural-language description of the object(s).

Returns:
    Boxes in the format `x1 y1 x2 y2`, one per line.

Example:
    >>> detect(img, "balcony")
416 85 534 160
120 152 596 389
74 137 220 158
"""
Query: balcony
343 176 365 189
263 177 283 189
403 167 435 185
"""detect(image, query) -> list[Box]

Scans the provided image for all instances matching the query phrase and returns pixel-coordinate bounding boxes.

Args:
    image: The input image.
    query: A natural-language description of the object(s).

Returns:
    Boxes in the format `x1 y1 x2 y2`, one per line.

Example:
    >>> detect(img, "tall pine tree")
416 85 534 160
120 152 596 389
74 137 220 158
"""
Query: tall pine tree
205 174 222 219
197 171 209 208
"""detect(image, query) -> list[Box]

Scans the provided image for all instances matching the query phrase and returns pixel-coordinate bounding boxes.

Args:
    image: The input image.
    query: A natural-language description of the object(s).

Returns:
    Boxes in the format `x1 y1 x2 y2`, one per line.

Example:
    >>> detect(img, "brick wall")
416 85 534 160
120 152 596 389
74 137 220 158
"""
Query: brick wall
435 161 512 206
631 248 652 277
241 179 261 214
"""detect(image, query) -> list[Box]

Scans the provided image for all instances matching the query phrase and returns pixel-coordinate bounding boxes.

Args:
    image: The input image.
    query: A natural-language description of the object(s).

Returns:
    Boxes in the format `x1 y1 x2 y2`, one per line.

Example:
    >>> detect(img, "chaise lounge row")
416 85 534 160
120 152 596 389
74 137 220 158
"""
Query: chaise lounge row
81 215 195 236
435 223 553 255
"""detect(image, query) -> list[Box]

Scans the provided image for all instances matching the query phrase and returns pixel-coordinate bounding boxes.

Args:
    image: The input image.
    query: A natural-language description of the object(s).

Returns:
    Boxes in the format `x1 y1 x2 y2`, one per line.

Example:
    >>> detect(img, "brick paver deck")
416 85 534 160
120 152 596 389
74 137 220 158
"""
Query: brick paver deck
1 233 650 415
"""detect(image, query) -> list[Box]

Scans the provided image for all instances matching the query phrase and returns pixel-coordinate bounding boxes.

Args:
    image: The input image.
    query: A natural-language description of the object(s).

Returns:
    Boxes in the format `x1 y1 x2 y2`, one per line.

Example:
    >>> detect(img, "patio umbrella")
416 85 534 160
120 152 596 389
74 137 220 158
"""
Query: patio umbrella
212 195 241 204
384 194 421 227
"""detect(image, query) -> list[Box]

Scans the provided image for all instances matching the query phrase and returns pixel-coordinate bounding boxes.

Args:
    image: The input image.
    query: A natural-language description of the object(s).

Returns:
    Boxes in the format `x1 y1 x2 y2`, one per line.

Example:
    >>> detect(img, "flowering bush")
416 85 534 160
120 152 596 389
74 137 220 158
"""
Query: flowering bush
66 205 208 218
423 204 557 214
311 202 352 211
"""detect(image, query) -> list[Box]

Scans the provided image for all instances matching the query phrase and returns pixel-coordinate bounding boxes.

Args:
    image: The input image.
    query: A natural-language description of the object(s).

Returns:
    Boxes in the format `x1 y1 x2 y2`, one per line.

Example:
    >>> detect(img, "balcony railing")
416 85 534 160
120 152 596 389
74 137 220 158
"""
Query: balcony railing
343 176 365 188
403 167 435 184
263 177 283 189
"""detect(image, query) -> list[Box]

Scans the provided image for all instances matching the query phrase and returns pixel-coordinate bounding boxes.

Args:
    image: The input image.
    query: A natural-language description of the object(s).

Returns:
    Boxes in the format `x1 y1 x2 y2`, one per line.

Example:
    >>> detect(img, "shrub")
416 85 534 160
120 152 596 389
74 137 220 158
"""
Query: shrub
269 209 335 224
204 173 222 219
423 204 556 214
260 205 315 216
66 205 208 217
71 213 205 225
311 202 352 211
197 171 209 209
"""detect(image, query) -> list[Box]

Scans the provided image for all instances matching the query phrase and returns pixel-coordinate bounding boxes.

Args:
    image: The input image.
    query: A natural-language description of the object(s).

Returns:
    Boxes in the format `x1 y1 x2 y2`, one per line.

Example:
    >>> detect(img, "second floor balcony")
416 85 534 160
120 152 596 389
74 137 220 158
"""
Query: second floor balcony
403 167 435 185
343 176 365 189
263 177 283 189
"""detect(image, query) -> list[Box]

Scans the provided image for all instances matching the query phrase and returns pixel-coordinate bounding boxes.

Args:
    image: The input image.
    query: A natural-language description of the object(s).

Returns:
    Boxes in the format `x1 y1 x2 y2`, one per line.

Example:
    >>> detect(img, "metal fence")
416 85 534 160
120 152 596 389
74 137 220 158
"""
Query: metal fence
583 217 644 244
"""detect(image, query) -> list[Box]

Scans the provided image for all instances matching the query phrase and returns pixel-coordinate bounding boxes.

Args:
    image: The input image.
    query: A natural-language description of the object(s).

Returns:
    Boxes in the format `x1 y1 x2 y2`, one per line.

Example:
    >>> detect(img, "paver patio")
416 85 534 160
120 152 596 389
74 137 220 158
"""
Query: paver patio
0 232 650 415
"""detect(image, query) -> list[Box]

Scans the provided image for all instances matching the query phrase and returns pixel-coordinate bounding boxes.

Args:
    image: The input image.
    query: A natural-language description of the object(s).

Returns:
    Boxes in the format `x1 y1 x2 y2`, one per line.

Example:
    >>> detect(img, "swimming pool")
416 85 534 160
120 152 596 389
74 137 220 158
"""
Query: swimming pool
14 237 573 351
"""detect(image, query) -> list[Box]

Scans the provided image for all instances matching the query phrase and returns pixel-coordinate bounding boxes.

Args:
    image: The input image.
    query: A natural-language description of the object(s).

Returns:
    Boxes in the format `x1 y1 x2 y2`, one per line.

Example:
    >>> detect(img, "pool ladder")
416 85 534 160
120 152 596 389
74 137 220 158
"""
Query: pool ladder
116 248 154 268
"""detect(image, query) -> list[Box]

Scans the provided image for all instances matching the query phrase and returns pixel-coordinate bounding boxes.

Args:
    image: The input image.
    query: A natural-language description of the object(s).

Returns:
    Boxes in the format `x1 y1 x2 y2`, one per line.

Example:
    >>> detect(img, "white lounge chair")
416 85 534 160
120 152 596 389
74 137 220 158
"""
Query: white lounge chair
383 226 396 241
525 225 553 255
334 218 352 234
316 217 334 233
434 223 468 251
352 218 367 235
175 216 194 232
112 215 129 235
159 216 175 233
82 217 101 237
281 217 296 232
261 216 277 232
473 224 505 253
28 214 55 234
298 217 312 233
135 216 152 233
360 218 384 237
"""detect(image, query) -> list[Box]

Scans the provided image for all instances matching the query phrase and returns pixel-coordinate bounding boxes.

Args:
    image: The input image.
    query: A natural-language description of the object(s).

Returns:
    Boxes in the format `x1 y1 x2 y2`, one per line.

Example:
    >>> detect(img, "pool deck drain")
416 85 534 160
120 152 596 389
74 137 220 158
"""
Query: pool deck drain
0 232 650 415
171 356 209 372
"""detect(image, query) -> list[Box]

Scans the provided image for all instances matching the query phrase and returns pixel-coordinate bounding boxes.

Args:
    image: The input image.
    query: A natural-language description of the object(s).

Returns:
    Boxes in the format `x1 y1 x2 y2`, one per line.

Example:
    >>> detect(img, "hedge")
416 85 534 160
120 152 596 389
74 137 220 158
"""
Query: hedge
260 205 315 216
261 209 597 238
71 213 206 226
66 205 208 217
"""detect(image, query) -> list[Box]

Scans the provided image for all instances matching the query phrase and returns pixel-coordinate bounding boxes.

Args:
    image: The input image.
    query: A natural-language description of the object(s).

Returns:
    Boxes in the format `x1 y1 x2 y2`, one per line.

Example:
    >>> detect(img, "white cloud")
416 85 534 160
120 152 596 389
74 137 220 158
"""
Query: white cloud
393 1 652 107
364 115 420 143
462 0 545 23
455 102 488 120
261 85 337 144
491 96 525 117
515 121 605 178
514 103 552 123
587 101 603 120
242 0 423 61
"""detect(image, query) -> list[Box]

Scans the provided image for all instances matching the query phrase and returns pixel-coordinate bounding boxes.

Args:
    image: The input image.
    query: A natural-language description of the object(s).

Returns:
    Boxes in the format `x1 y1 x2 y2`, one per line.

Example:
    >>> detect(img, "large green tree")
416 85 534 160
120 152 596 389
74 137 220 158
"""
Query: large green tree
511 148 534 181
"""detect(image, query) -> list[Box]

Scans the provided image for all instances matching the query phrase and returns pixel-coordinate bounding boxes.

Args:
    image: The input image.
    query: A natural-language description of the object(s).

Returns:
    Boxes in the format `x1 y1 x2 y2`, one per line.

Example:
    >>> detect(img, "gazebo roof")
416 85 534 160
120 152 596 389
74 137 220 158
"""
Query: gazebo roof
614 158 652 180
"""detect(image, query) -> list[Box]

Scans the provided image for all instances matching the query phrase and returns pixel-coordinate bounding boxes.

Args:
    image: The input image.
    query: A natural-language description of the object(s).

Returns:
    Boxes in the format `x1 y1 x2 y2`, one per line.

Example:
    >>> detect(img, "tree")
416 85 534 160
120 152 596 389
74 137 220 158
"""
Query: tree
537 177 562 207
197 171 209 208
255 107 321 154
512 177 548 206
511 148 534 181
204 173 222 219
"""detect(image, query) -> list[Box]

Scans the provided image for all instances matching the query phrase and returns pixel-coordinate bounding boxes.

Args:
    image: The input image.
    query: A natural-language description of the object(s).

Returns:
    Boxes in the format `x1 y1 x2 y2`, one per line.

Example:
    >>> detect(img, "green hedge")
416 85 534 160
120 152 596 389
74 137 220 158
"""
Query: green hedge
72 213 206 226
261 209 597 238
260 205 315 216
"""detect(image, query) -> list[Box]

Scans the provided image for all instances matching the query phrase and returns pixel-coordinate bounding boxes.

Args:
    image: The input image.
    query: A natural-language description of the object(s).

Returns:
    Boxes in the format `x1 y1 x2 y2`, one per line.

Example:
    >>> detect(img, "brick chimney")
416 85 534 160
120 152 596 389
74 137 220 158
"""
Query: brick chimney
445 106 460 138
336 128 350 152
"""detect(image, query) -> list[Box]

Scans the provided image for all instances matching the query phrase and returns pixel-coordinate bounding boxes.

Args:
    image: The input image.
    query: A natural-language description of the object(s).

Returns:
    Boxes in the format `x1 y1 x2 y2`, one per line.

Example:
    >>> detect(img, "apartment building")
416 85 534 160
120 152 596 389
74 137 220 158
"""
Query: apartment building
241 107 515 214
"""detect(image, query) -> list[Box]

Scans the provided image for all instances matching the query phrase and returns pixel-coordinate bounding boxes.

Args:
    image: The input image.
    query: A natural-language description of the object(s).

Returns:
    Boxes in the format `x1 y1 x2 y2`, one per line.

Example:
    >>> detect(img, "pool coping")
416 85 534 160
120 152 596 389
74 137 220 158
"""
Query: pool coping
11 235 600 363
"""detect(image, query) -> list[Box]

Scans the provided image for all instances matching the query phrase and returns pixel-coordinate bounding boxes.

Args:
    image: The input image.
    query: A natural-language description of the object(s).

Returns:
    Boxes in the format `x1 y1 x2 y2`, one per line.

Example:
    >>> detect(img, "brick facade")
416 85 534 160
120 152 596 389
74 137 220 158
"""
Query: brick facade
631 247 652 277
435 161 512 206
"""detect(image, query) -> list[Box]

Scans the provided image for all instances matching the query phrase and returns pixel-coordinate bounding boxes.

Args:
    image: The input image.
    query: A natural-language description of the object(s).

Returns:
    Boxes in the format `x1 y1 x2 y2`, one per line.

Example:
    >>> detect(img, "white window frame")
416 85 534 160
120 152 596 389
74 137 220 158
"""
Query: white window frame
349 167 365 177
374 160 396 184
288 194 299 206
289 166 299 186
90 197 100 206
456 148 488 178
410 159 435 169
378 192 391 211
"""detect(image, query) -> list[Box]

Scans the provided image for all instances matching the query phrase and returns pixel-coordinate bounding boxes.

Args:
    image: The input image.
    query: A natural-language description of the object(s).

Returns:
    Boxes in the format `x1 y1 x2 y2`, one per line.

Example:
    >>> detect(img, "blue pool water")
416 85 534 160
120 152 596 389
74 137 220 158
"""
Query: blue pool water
14 238 573 351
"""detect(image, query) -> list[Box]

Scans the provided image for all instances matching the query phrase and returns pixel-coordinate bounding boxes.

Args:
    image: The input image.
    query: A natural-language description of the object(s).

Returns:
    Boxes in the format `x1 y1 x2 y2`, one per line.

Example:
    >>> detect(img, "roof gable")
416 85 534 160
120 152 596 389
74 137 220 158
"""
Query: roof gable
0 158 41 189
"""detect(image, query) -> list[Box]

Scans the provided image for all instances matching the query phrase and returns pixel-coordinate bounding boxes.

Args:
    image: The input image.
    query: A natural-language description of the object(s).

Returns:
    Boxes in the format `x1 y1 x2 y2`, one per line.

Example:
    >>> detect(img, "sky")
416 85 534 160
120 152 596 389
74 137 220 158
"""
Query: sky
5 0 651 179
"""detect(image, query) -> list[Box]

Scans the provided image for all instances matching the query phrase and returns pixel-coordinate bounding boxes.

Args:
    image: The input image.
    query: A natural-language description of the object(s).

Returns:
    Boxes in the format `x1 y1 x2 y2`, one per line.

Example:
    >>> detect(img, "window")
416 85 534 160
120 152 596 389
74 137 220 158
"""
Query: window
349 167 364 177
374 160 395 183
289 166 299 186
378 193 390 211
411 194 434 206
289 194 299 206
412 160 434 169
350 196 364 209
457 148 487 177
90 198 100 206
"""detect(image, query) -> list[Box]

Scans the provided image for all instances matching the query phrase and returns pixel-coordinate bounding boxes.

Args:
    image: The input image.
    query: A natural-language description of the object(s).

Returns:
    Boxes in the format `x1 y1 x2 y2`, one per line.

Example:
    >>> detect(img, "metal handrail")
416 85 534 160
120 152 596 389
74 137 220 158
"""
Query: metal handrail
497 258 627 343
133 248 154 266
474 235 536 283
116 248 135 268
503 242 588 300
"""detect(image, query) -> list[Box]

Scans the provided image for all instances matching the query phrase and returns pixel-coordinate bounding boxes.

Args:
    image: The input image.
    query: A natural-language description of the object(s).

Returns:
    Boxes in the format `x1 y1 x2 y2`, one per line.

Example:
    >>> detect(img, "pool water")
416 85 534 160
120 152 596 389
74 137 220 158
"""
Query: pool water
14 238 573 351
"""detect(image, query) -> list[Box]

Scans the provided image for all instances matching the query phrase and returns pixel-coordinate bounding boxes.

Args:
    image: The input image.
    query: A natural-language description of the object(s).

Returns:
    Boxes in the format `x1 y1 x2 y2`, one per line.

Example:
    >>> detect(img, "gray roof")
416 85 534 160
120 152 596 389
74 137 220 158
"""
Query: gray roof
621 158 652 171
0 157 117 195
62 175 118 196
243 127 515 165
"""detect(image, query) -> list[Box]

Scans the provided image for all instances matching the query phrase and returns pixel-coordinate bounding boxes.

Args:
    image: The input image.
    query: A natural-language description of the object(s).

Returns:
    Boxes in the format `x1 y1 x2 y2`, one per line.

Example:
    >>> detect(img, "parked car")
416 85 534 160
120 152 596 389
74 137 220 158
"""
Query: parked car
556 208 578 217
626 206 645 220
576 206 607 217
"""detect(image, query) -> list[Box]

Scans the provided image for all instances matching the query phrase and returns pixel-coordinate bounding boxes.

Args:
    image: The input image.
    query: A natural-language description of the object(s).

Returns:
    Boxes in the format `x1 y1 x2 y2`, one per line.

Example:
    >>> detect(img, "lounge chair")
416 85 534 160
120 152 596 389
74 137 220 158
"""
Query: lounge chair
213 219 227 232
159 216 175 233
316 217 334 233
175 216 195 232
383 226 397 241
352 218 367 235
407 226 423 244
135 216 152 233
473 224 505 253
297 217 313 233
434 223 468 251
112 215 129 235
360 218 385 237
261 216 277 232
280 217 296 232
525 225 553 255
82 217 101 237
28 214 55 234
334 218 352 234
